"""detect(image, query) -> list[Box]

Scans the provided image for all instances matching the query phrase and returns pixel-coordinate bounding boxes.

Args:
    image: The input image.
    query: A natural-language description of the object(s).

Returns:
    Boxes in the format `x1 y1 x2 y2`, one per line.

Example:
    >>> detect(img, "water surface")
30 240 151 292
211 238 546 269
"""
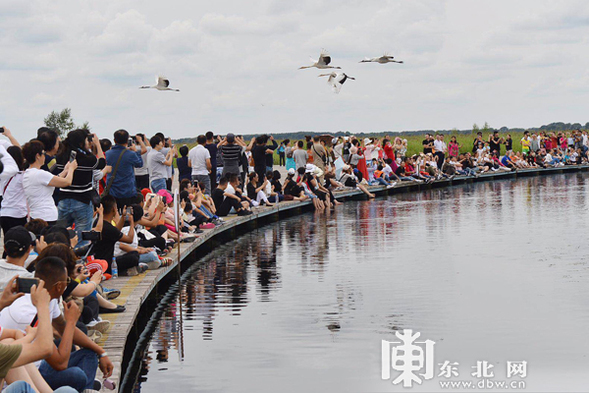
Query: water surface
134 173 589 392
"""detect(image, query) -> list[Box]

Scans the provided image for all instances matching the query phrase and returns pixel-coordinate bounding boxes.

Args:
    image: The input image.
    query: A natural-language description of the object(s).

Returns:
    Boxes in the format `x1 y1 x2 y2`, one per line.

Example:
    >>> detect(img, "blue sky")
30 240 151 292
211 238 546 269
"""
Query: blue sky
0 0 588 141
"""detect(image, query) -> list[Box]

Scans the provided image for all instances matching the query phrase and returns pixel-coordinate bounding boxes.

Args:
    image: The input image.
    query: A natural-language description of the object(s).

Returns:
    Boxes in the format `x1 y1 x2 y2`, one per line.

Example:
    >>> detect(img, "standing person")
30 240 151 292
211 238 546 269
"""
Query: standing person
310 136 328 177
489 131 502 156
105 129 144 208
36 127 61 172
422 133 434 155
383 138 395 161
448 136 460 158
0 147 28 237
176 145 192 183
293 141 308 170
22 140 77 226
278 141 286 166
472 132 484 153
147 136 176 194
264 135 278 174
134 133 150 191
521 131 531 155
433 134 447 169
505 134 513 153
248 136 275 182
205 131 218 190
284 139 295 171
55 130 106 245
219 133 246 178
188 135 212 195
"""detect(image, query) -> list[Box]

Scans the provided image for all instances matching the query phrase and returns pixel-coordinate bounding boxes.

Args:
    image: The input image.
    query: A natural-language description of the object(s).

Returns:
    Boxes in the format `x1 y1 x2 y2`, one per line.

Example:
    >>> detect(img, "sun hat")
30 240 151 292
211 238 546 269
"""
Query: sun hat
288 168 296 175
364 138 371 145
157 189 173 204
350 146 358 154
305 163 316 173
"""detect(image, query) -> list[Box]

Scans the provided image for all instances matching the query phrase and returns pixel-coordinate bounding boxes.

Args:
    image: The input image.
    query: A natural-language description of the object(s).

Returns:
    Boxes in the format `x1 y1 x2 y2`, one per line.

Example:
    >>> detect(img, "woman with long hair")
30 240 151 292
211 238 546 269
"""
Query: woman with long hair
22 140 77 226
54 129 105 245
0 146 28 237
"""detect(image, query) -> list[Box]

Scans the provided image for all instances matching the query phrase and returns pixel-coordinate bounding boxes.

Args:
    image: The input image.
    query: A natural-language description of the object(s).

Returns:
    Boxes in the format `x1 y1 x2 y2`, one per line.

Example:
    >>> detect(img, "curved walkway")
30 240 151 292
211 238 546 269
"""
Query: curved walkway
98 164 589 392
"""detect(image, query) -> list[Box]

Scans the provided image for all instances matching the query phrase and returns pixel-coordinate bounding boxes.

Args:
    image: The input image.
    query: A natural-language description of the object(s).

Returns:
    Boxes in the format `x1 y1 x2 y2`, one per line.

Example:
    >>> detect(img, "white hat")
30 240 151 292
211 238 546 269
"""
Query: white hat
342 164 350 171
332 138 338 145
364 138 371 145
305 163 316 173
313 167 324 177
287 168 295 175
343 136 349 141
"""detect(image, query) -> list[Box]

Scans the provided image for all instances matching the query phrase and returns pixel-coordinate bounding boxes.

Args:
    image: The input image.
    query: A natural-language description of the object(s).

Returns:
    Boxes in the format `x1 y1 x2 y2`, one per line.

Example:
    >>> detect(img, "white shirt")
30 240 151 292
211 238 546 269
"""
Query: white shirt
383 164 393 177
188 145 211 176
1 172 27 218
0 295 61 332
225 183 236 196
0 260 34 292
434 139 447 153
0 141 18 185
23 168 57 221
114 226 137 257
135 146 151 176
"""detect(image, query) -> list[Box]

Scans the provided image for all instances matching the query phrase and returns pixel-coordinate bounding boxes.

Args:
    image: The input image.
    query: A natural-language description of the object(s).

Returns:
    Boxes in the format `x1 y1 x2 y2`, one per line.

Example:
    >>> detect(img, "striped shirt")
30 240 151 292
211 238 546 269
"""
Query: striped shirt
54 150 106 204
220 144 243 170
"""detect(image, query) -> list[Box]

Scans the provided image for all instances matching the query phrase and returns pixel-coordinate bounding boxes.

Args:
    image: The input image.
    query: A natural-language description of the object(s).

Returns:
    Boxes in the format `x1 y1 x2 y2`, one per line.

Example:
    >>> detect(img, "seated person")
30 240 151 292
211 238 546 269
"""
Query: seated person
92 196 146 276
212 177 252 217
0 226 36 291
114 205 162 270
0 257 114 392
0 277 78 393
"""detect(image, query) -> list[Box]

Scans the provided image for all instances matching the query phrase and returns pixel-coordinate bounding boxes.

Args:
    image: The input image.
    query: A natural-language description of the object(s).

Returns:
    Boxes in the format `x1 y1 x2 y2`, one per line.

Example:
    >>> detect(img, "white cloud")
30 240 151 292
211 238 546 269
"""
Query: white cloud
1 0 589 141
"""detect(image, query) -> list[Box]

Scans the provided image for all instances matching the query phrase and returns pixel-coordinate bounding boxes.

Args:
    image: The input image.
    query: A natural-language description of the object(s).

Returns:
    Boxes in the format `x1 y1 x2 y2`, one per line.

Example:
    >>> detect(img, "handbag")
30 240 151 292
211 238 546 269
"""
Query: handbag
89 189 101 207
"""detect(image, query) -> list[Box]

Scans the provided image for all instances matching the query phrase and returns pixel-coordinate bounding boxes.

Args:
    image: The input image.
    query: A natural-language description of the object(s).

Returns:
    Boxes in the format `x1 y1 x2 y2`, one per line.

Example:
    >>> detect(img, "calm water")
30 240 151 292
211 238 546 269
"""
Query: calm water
134 173 589 392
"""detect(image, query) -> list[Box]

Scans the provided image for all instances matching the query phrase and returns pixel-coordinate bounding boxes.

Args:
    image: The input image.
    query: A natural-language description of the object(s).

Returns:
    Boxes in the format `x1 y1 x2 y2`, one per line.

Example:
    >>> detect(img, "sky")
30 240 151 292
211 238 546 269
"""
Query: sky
1 0 588 141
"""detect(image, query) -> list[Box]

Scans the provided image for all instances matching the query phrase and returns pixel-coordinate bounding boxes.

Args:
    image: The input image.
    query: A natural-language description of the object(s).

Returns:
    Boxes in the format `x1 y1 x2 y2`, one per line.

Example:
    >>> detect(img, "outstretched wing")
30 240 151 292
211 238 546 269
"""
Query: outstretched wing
157 76 170 88
318 50 331 66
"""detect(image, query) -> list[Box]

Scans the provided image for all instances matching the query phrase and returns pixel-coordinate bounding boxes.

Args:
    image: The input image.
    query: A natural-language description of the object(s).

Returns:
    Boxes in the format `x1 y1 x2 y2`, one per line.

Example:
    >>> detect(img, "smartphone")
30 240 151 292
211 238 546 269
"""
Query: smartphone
126 207 132 216
69 150 77 163
127 138 134 147
81 231 101 241
17 277 40 294
67 229 76 239
0 127 4 133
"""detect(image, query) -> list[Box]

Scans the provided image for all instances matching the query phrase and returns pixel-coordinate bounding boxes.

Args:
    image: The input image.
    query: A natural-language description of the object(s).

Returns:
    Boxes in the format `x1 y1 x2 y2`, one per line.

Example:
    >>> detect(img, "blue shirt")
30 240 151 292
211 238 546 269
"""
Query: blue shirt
105 145 143 198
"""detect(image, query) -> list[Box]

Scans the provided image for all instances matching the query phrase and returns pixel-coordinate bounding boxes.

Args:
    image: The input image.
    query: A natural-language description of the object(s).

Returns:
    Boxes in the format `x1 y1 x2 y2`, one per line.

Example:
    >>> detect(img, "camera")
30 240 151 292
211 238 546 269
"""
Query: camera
81 231 101 241
127 138 134 147
17 277 39 294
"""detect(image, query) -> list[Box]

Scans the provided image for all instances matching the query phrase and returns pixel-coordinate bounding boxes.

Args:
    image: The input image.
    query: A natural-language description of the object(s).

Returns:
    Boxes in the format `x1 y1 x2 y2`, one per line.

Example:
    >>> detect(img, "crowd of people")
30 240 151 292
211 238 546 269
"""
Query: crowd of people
0 124 586 392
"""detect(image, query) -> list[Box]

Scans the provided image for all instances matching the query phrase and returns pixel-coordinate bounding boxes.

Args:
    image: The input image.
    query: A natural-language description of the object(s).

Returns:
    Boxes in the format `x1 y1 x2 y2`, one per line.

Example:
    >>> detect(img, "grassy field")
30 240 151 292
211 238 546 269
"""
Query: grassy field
176 131 561 166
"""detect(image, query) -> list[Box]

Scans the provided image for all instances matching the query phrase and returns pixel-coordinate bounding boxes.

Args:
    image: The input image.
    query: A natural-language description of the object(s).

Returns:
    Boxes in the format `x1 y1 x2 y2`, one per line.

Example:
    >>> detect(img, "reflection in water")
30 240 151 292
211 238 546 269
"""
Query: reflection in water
134 174 589 393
